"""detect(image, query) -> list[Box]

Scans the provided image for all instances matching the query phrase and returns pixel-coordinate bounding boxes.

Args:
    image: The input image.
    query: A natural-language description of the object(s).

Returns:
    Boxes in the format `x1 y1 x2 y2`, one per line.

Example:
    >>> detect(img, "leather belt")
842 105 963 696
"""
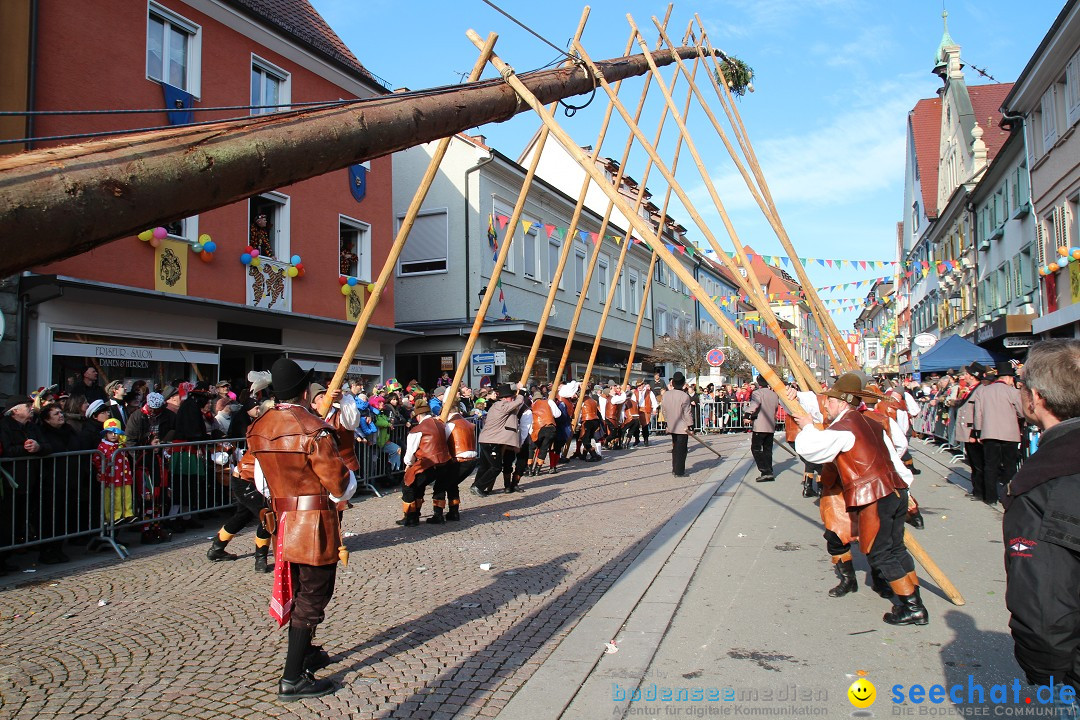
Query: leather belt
273 495 332 512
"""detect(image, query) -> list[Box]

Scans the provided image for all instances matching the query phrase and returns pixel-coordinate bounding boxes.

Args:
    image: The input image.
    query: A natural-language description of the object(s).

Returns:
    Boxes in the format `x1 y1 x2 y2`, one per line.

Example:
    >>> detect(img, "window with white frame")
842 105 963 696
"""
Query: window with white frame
656 306 668 336
162 215 199 244
339 216 372 281
147 2 201 95
490 204 515 274
628 270 639 311
574 246 587 296
597 254 609 302
251 56 290 115
616 271 625 310
398 209 447 275
548 233 563 288
249 193 289 260
654 262 666 286
522 220 539 280
1066 50 1080 128
1041 86 1059 151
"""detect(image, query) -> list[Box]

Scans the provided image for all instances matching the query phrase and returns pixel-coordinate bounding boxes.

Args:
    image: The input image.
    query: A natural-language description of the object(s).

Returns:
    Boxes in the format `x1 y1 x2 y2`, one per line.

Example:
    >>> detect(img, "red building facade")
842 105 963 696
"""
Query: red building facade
2 0 407 392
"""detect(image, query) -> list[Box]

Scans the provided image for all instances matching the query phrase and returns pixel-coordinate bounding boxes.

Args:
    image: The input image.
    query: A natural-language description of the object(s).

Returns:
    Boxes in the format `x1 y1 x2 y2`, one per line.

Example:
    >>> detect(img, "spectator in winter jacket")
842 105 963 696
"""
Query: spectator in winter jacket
1004 340 1080 700
125 392 176 446
1 397 46 569
77 400 112 450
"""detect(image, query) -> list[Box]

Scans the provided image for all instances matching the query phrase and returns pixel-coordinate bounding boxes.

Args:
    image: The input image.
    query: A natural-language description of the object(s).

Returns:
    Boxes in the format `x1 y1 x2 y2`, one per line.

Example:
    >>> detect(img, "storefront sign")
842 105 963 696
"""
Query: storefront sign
53 341 219 365
912 333 937 350
440 356 454 371
1003 336 1036 349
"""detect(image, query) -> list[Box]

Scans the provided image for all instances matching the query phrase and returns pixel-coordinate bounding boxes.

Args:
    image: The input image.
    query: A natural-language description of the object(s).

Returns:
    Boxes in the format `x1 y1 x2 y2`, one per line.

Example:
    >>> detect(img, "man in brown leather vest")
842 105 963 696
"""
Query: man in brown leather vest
576 387 603 462
791 372 927 626
401 398 451 527
428 410 478 524
309 383 361 477
247 358 354 701
633 379 656 447
528 390 561 475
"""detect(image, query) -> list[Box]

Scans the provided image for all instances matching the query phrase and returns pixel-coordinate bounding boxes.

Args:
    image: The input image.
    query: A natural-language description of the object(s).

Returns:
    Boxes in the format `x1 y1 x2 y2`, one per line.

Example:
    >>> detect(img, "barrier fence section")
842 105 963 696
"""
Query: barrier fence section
0 413 490 561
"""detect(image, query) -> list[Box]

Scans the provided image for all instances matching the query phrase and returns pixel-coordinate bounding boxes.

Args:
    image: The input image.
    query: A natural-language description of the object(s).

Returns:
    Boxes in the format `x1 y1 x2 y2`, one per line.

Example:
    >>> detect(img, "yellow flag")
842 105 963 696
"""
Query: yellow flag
345 286 364 322
521 221 533 236
155 239 188 295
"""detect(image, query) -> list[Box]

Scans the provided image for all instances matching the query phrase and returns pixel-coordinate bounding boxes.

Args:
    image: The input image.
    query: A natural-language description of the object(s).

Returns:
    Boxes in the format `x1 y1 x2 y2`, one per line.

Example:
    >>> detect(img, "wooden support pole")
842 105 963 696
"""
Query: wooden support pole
569 34 694 430
620 45 700 389
622 250 658 388
318 32 499 416
517 7 670 390
625 17 818 392
466 32 801 415
573 32 819 394
696 22 858 373
438 14 594 422
548 18 686 391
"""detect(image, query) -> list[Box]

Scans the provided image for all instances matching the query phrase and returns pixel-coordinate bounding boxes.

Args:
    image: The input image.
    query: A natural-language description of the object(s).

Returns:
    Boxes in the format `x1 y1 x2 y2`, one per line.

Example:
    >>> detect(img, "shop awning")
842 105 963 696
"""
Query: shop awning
911 334 1003 374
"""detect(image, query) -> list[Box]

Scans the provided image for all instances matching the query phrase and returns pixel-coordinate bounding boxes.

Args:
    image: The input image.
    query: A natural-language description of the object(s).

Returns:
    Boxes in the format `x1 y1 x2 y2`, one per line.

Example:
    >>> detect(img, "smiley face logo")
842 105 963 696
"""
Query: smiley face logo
848 678 876 708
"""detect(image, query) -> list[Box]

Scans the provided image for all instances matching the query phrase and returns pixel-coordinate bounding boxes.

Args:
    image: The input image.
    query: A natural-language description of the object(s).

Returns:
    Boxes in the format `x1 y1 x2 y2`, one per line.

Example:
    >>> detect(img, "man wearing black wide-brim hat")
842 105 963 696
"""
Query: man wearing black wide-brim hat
245 358 355 701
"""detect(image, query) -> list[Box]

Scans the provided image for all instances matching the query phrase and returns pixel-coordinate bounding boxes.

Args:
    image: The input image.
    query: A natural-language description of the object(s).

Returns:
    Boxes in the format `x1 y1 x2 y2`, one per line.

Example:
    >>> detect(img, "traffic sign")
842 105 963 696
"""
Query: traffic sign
473 363 494 376
706 347 726 367
494 351 507 366
472 352 495 364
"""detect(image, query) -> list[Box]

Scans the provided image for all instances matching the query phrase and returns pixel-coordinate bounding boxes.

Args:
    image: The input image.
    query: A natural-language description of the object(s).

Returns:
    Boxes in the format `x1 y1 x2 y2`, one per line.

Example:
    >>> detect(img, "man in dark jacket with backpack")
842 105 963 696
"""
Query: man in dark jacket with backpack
1004 340 1080 702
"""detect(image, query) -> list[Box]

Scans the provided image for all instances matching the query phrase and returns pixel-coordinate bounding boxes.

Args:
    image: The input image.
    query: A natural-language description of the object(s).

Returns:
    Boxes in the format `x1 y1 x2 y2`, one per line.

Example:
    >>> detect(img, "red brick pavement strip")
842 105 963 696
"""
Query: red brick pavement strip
0 433 750 719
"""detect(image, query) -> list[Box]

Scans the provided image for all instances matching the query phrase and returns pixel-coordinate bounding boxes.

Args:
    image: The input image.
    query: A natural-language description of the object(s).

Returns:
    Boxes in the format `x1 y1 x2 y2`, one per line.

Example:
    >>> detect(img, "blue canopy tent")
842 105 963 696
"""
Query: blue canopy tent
911 334 1002 374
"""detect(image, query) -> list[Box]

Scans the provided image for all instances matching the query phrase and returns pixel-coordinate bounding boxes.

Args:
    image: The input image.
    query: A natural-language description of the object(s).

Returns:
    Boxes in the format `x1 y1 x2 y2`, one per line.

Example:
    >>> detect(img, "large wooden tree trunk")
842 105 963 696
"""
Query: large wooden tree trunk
0 47 698 276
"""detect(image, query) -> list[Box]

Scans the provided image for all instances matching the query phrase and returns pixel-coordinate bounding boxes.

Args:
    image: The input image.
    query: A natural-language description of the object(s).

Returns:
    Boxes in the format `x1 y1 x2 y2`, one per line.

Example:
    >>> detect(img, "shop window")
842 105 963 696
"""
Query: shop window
251 56 290 115
249 193 289 260
399 209 447 275
339 216 371 281
147 2 201 95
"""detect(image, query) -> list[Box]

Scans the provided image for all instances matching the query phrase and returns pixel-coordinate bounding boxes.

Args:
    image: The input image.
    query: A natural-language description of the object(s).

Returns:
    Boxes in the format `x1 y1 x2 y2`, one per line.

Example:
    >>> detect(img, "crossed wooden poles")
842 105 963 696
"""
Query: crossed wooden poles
315 8 960 605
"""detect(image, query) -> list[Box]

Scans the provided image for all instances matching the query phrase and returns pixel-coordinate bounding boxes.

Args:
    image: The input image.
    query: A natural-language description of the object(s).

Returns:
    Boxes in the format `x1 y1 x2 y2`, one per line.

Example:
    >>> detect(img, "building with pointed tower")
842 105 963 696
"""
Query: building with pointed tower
900 13 1015 373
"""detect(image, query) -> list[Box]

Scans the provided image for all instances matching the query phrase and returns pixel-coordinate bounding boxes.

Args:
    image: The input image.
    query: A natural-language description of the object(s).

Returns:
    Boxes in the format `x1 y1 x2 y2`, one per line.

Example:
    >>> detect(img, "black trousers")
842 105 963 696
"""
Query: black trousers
824 529 851 558
579 419 602 447
533 426 556 463
432 459 478 504
290 563 337 629
865 490 915 583
965 441 986 500
402 469 438 504
222 477 271 540
751 431 774 476
982 439 1019 504
474 443 515 493
671 433 688 475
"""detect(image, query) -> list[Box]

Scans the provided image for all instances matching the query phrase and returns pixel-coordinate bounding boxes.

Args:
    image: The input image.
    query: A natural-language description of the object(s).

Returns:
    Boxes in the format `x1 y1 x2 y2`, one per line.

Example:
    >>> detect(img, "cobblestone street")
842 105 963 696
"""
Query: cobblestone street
0 435 747 719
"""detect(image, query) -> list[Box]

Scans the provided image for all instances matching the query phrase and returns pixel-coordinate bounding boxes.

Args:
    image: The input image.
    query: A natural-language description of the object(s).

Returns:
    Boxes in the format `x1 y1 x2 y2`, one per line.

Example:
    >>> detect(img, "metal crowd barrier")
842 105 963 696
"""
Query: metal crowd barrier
0 448 108 557
0 415 460 562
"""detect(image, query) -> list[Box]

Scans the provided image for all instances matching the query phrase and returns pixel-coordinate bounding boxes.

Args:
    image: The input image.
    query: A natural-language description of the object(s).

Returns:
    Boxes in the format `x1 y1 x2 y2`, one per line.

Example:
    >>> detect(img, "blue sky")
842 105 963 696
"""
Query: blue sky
312 0 1064 330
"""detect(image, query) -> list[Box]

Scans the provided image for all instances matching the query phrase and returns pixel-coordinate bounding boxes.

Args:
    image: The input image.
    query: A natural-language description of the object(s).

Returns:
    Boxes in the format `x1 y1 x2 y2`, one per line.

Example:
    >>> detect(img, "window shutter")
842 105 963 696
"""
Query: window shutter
1035 222 1046 266
1063 202 1075 247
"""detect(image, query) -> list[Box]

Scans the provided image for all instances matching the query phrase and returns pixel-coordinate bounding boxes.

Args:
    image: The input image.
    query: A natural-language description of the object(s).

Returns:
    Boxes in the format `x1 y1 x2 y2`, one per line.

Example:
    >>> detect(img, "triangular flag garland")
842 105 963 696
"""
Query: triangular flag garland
487 216 509 318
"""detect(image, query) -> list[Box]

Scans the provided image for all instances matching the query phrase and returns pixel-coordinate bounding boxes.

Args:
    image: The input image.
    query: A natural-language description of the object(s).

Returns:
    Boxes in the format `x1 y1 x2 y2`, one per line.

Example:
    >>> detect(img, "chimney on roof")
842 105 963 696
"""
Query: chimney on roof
474 135 487 146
